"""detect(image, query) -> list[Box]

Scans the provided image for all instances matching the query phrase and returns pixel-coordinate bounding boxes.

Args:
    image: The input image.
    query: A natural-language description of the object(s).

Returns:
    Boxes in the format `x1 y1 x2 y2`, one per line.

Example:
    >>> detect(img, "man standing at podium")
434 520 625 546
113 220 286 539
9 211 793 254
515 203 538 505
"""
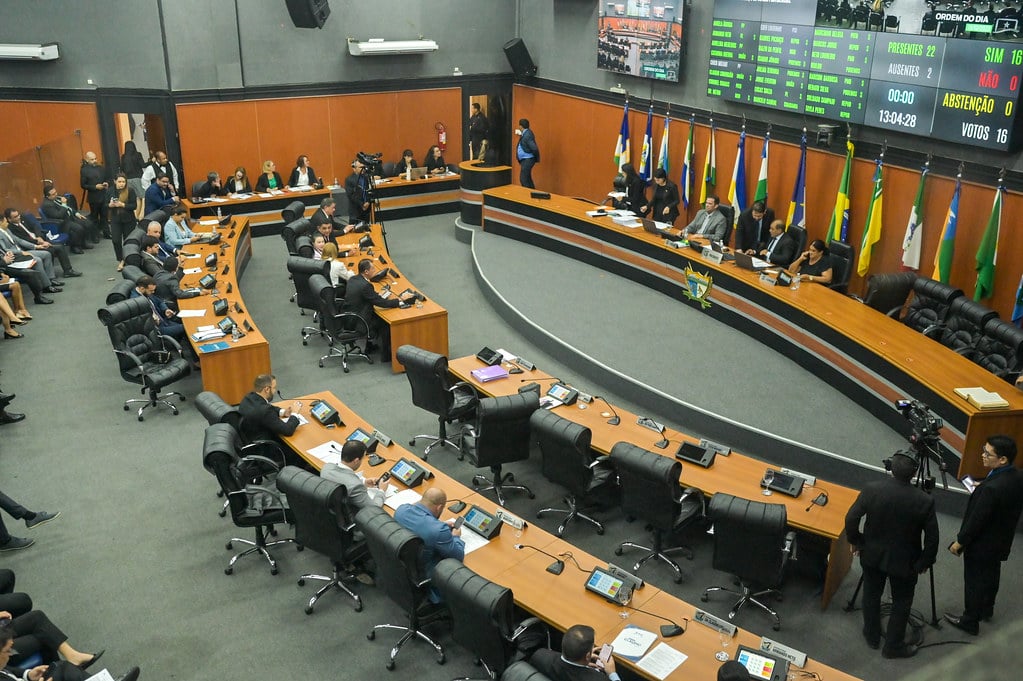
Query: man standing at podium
946 435 1023 636
845 453 938 658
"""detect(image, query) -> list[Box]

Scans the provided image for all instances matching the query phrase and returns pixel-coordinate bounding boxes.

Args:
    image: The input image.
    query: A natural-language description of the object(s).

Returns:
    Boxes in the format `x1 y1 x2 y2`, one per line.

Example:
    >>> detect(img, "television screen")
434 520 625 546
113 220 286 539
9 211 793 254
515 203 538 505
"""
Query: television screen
598 2 685 82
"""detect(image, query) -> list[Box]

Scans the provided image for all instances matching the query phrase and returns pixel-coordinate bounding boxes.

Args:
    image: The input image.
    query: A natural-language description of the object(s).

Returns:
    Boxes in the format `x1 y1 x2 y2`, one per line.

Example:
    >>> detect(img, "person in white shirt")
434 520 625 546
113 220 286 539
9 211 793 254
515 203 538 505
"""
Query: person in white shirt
321 243 355 286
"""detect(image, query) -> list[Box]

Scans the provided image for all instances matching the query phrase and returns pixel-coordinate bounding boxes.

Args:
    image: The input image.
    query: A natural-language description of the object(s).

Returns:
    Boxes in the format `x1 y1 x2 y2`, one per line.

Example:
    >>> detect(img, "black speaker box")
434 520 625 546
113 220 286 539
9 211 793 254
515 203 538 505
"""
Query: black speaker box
285 0 331 29
503 38 537 78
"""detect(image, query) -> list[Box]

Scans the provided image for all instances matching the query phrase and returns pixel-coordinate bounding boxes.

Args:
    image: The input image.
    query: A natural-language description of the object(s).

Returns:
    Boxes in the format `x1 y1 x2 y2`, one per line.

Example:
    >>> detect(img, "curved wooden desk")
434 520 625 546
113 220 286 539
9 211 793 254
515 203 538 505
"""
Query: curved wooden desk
373 173 460 221
176 218 271 403
480 185 1023 481
447 354 857 610
333 224 449 372
458 159 512 225
280 390 861 681
183 187 331 237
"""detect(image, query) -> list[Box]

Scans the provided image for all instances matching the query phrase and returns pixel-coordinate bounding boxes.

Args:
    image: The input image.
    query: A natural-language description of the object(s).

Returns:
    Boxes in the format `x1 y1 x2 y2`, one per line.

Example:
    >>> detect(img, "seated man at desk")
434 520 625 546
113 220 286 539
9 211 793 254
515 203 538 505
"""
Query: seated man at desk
194 172 228 199
139 236 167 275
684 195 727 242
238 374 301 444
320 440 385 512
163 206 200 249
131 275 185 344
754 219 797 268
530 624 620 681
344 259 414 363
145 221 176 260
143 172 179 216
154 256 202 306
394 487 464 602
310 198 355 238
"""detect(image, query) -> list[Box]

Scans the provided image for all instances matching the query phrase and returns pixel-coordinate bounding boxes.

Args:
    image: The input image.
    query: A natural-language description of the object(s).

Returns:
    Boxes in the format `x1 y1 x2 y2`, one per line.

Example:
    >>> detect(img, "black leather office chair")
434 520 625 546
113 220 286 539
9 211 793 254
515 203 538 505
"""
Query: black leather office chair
463 393 540 506
123 227 146 247
861 271 917 317
380 161 397 178
500 662 553 681
121 243 144 271
826 240 853 294
277 466 365 613
294 235 314 259
611 442 704 584
190 181 205 199
355 506 446 670
900 277 963 335
531 409 616 537
885 14 900 32
195 390 238 427
286 255 330 344
718 204 735 247
786 224 807 256
97 297 191 421
122 264 146 283
142 209 169 226
701 493 795 630
934 297 998 358
281 200 306 225
974 317 1023 383
105 278 135 305
202 423 295 575
282 217 312 257
396 344 479 460
309 273 372 371
433 558 548 680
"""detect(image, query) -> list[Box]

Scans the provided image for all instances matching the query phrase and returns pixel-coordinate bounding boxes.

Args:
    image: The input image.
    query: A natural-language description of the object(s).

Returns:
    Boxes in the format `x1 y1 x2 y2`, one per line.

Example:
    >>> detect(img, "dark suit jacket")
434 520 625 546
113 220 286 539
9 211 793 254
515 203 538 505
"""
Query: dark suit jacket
760 230 797 268
195 181 228 198
529 650 606 681
254 172 285 192
958 465 1023 561
288 166 320 188
845 476 938 577
344 173 371 221
624 176 647 215
343 273 399 323
238 391 300 443
80 163 108 206
735 207 776 252
647 180 680 224
40 197 77 227
225 178 252 194
154 269 199 302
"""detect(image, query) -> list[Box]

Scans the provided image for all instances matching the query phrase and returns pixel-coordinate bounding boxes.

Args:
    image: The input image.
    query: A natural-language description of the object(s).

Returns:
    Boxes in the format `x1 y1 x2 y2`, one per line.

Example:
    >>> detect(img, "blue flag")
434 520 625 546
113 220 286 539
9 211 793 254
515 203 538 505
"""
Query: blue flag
1013 273 1023 328
639 105 654 181
786 132 807 227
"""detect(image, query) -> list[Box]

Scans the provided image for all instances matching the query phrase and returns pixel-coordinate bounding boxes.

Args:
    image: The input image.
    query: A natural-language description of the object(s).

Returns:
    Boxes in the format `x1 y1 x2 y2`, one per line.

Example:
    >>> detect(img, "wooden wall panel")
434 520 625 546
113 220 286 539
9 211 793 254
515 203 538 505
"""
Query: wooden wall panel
513 86 1023 318
177 101 260 191
254 97 332 182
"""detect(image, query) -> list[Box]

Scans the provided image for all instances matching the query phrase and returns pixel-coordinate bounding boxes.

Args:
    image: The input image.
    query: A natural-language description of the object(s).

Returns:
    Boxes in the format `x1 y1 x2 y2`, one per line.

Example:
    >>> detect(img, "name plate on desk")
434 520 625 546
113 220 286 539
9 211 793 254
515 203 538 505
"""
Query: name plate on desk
701 246 724 265
693 609 737 636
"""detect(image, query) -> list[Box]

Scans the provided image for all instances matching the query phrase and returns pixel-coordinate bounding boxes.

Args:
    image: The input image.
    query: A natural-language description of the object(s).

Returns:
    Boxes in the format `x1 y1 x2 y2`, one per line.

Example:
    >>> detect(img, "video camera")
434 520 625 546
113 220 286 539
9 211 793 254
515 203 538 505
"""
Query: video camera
895 398 942 445
356 151 383 169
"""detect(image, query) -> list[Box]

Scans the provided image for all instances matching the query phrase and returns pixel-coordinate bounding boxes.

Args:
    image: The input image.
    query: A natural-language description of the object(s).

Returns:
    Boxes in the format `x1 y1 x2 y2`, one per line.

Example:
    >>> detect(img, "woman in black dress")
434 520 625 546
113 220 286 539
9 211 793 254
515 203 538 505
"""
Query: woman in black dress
424 145 447 175
106 172 138 269
788 238 834 285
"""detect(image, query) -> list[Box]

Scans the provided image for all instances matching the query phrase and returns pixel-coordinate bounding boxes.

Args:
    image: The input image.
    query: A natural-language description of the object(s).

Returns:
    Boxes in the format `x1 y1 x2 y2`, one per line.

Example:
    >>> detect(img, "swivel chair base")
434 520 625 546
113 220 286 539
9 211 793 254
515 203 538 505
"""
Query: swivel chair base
300 321 324 345
410 416 466 461
701 582 782 631
537 496 604 537
367 622 445 671
472 467 534 507
124 388 186 422
298 564 362 613
615 541 691 584
319 343 372 373
224 525 295 576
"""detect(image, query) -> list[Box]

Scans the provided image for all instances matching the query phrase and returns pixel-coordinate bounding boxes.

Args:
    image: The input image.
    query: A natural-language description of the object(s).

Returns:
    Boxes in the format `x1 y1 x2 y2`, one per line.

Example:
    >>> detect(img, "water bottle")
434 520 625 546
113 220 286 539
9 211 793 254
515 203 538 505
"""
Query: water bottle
406 164 411 182
791 274 801 290
216 206 222 219
231 324 241 341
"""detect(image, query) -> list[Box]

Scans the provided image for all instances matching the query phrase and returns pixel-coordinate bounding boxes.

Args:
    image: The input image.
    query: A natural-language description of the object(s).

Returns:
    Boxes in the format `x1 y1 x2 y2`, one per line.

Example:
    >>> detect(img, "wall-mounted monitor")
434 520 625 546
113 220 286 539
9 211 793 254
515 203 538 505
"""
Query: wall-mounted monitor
598 2 686 82
706 0 1023 151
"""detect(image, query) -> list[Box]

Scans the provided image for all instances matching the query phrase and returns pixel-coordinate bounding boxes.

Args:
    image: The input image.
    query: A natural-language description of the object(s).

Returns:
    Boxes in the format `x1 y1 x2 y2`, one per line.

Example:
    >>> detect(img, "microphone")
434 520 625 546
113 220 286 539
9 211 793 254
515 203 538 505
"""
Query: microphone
447 499 468 513
593 396 620 425
620 604 686 637
514 543 565 575
520 376 561 383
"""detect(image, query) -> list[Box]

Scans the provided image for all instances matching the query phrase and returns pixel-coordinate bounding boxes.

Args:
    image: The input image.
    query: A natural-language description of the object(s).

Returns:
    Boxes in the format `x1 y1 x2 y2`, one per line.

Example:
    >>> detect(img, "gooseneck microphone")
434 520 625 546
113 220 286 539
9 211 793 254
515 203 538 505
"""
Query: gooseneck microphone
620 605 686 638
514 544 565 575
594 395 621 426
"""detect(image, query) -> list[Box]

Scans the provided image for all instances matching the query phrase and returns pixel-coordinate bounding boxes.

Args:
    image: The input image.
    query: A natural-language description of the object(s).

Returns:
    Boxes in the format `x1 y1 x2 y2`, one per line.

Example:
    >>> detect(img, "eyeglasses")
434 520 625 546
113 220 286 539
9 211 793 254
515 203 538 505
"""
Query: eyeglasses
981 449 998 458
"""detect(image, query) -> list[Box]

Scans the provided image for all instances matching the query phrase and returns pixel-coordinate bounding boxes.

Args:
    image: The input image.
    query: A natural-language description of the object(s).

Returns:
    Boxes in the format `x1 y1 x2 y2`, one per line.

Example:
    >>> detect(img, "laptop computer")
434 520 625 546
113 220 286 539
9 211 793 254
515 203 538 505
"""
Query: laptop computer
641 218 676 238
674 442 716 468
734 251 772 271
709 240 736 261
409 167 429 180
764 469 804 497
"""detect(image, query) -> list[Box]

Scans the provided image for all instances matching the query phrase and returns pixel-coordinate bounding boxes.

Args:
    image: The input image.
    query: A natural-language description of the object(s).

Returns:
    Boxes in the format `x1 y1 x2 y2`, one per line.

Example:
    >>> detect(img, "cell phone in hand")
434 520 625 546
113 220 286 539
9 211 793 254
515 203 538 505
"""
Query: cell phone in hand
598 644 613 666
378 471 391 484
452 516 465 530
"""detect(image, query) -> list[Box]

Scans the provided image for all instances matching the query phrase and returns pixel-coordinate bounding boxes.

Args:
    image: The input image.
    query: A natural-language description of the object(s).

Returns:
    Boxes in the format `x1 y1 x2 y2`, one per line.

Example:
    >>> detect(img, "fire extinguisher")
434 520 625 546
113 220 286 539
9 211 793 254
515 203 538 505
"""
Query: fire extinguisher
435 122 447 151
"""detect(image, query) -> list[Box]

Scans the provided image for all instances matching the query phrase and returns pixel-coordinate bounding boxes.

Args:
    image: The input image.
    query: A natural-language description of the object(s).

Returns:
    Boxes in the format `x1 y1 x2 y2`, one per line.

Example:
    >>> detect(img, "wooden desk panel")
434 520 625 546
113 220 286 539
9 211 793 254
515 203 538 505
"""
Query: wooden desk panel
480 185 1023 480
177 219 271 404
373 174 460 221
333 224 449 372
183 187 331 237
458 160 513 226
447 354 856 609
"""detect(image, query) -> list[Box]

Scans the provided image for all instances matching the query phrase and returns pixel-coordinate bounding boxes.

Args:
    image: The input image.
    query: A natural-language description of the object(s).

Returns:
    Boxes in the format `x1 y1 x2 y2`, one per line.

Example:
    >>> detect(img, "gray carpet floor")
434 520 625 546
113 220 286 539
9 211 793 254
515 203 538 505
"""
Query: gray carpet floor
0 214 1016 681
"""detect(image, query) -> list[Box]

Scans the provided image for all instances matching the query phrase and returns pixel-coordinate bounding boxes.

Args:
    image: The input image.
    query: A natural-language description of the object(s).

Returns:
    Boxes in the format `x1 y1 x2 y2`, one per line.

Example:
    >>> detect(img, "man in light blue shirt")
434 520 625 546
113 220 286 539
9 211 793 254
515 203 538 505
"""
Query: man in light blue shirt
163 205 199 249
394 487 464 602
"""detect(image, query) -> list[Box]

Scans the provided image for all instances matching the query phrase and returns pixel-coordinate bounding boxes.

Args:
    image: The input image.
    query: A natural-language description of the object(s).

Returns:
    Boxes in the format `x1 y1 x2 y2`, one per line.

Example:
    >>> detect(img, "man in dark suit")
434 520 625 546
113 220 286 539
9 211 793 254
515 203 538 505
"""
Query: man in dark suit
238 374 300 444
515 118 540 189
143 173 179 217
194 172 228 199
79 151 109 236
5 210 81 280
344 161 372 224
734 201 775 253
310 198 355 238
40 185 90 253
529 624 620 681
343 259 413 362
754 220 798 268
138 237 166 276
468 102 490 160
845 453 938 658
153 257 201 306
945 435 1023 635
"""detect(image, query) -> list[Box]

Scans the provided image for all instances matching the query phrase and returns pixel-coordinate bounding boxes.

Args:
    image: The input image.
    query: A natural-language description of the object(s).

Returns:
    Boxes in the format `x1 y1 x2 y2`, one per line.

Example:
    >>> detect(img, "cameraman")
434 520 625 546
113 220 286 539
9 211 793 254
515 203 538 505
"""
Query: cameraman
344 157 376 225
845 453 938 658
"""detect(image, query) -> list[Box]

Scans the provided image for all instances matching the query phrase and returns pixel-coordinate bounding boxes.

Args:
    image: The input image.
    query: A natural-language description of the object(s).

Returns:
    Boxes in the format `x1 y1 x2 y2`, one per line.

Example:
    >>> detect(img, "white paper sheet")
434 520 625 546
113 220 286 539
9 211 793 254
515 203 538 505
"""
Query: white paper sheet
384 488 423 510
175 309 207 318
636 643 687 680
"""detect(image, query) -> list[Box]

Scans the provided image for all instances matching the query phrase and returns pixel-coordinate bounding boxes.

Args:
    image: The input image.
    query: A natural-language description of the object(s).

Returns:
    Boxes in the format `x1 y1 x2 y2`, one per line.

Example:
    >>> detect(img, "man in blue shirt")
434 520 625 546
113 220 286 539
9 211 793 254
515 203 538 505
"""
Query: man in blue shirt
394 487 464 601
515 118 540 189
143 172 179 216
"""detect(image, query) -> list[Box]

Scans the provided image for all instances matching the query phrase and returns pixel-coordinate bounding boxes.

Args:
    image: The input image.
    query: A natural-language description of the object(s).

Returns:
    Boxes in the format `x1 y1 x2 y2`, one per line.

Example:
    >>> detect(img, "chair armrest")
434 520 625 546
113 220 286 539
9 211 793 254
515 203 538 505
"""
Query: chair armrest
783 530 797 561
588 455 612 469
157 333 185 355
449 380 479 400
229 484 286 514
511 616 550 648
885 305 904 319
237 454 282 475
113 347 145 371
921 322 945 339
240 440 287 468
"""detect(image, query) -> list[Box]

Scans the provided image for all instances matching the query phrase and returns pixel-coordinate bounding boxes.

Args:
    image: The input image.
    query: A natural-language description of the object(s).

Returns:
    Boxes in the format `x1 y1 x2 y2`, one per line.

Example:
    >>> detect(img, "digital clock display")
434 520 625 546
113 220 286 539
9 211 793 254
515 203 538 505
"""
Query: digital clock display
708 0 1023 151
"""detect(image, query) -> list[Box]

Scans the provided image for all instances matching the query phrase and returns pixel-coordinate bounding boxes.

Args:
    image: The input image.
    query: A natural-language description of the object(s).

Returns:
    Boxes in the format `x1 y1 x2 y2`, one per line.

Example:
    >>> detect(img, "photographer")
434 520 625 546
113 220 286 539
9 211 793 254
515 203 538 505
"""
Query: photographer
344 156 376 225
845 453 938 659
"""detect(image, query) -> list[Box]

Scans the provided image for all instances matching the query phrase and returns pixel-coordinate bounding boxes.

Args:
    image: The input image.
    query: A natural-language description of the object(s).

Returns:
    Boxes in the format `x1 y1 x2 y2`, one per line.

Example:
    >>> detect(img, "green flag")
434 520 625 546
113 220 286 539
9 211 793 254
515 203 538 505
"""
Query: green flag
974 185 1003 301
827 139 854 243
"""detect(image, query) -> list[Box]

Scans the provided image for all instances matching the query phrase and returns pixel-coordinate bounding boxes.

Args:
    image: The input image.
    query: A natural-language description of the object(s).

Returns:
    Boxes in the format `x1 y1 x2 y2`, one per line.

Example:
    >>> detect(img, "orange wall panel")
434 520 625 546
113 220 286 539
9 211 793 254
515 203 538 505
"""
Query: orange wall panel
254 97 332 181
177 101 260 190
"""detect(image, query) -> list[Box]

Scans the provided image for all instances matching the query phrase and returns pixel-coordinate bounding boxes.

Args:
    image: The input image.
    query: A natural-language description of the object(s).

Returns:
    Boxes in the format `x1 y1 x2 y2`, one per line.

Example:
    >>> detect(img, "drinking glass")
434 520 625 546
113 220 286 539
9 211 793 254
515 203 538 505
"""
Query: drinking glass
762 469 775 496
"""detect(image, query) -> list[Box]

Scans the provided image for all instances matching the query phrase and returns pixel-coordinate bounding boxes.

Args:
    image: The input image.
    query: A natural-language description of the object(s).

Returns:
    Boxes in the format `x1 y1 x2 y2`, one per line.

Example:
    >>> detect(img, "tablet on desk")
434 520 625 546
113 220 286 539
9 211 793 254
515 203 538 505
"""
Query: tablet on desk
735 646 789 681
584 566 628 604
